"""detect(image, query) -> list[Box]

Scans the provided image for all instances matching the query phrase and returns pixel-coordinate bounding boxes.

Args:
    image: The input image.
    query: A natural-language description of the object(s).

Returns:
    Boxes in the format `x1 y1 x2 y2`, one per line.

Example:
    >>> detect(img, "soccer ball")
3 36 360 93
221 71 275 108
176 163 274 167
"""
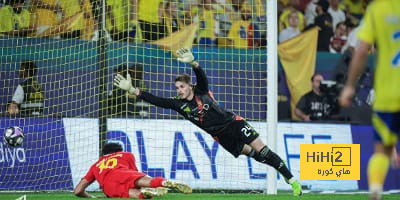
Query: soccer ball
3 126 24 147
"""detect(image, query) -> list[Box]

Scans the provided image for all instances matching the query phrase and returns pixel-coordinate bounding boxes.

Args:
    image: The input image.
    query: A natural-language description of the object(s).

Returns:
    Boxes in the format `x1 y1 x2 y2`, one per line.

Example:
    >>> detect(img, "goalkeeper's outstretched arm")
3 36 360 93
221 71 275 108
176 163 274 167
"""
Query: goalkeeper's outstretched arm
113 69 181 110
113 48 204 110
176 48 208 92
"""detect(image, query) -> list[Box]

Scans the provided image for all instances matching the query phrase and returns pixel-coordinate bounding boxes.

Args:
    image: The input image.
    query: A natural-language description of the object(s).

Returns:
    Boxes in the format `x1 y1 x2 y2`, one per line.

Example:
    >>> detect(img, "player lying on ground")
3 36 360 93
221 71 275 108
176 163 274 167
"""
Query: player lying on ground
114 48 302 196
74 142 192 199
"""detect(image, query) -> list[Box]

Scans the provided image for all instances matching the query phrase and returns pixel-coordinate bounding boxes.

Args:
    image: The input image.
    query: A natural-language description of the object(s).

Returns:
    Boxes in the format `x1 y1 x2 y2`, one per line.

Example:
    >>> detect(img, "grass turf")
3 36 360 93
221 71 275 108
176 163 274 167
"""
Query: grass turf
1 192 400 200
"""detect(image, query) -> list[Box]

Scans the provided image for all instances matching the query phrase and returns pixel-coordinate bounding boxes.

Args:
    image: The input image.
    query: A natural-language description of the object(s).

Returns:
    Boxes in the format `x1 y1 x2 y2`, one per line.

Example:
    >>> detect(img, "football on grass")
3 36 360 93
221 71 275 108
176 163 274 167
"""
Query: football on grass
4 126 24 147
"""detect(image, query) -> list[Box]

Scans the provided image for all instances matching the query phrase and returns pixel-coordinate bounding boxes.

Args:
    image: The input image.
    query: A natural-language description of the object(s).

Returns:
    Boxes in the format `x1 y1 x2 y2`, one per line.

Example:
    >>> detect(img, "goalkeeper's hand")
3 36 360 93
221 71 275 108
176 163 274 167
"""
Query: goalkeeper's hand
113 74 139 95
176 48 197 65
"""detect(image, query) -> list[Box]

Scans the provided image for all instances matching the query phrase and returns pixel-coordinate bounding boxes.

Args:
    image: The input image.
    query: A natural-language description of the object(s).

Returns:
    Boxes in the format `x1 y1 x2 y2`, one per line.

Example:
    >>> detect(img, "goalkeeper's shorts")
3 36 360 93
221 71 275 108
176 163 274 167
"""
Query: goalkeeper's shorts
213 119 259 158
103 169 146 198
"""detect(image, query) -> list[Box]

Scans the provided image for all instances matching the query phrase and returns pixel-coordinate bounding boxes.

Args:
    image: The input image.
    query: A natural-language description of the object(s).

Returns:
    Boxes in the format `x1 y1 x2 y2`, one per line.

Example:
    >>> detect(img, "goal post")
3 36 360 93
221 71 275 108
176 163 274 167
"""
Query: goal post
266 0 278 195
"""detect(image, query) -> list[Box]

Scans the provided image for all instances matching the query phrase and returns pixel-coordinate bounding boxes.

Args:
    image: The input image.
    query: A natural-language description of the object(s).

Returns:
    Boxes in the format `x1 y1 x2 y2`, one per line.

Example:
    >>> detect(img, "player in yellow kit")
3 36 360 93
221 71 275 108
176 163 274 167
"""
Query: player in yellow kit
339 1 400 200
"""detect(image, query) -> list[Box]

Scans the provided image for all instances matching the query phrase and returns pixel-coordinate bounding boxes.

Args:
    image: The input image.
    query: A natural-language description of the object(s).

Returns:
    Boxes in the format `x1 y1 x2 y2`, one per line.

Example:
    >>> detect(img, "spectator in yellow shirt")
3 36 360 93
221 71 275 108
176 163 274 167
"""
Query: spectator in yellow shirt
227 7 260 48
138 0 165 41
30 0 63 37
163 0 183 35
59 0 93 39
340 0 365 20
197 0 220 46
106 0 138 41
0 0 36 37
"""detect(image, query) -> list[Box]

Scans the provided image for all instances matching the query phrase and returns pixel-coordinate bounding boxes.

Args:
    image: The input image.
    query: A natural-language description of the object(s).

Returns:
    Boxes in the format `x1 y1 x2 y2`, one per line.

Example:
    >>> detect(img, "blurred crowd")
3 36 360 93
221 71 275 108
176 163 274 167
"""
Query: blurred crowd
0 0 266 48
2 0 374 123
0 0 371 52
279 0 370 54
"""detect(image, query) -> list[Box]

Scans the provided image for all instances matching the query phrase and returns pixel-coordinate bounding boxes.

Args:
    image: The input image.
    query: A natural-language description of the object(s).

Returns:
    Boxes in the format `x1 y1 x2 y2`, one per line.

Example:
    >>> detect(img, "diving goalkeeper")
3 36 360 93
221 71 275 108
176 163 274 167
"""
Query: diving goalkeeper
114 48 302 196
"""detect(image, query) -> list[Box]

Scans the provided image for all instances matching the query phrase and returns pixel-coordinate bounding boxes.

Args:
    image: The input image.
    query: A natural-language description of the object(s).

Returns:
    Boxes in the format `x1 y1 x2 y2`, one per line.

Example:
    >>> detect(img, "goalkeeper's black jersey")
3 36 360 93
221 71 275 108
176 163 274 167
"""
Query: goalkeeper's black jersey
139 65 236 135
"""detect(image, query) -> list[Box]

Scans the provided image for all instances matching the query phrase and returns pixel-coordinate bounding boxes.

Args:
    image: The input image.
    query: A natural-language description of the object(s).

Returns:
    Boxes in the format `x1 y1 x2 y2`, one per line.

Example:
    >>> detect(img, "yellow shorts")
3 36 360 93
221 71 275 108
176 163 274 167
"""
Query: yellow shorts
372 112 400 146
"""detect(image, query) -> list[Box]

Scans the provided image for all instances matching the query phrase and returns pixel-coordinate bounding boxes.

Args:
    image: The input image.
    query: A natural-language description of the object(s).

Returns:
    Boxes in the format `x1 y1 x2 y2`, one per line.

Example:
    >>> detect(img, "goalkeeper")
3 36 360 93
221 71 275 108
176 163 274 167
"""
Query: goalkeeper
114 48 302 196
74 142 192 199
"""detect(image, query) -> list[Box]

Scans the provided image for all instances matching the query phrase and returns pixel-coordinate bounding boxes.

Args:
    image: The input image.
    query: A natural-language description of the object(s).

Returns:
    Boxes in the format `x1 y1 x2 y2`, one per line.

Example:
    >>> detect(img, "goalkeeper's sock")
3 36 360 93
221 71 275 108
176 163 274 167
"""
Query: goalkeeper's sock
150 177 166 188
368 153 389 194
249 147 294 181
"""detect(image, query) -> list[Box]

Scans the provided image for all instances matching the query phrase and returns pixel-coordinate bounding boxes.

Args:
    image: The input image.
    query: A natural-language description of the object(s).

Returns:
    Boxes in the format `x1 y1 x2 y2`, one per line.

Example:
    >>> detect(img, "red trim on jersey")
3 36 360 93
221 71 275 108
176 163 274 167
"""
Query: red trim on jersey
235 115 244 121
208 90 216 101
194 95 204 124
213 136 220 143
248 24 254 47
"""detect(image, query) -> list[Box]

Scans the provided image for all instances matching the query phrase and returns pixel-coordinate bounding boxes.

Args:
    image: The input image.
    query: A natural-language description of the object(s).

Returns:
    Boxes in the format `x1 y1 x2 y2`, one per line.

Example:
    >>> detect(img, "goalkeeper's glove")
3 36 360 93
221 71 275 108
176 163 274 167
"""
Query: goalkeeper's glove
113 74 138 95
176 48 197 66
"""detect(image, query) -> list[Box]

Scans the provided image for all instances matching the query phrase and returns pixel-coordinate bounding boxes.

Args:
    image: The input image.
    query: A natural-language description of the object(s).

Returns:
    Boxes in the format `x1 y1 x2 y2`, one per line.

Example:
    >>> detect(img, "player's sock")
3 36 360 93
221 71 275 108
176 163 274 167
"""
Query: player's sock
150 177 166 188
249 146 294 181
368 153 389 200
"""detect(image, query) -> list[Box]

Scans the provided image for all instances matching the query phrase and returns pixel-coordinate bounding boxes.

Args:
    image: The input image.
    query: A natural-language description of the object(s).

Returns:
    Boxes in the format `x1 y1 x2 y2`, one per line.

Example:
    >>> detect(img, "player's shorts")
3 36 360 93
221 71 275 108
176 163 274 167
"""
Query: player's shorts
102 169 146 198
372 111 400 146
213 119 259 158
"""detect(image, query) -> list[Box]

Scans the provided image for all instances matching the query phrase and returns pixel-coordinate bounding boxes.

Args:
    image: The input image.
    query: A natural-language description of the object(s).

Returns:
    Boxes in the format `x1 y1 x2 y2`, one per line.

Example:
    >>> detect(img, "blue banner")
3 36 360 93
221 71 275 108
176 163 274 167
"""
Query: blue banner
1 117 400 191
351 125 400 190
0 117 73 190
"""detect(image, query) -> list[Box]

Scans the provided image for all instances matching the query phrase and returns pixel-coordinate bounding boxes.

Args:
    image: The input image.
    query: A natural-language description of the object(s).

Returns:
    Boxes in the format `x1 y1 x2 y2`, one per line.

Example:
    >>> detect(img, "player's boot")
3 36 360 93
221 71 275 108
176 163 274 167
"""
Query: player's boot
163 180 192 194
291 180 303 196
369 185 382 200
141 187 168 198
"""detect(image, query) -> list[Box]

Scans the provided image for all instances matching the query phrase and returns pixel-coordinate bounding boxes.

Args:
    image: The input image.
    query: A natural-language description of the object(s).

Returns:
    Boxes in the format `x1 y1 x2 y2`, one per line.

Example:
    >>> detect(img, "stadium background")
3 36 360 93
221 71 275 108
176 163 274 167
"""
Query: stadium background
1 0 400 198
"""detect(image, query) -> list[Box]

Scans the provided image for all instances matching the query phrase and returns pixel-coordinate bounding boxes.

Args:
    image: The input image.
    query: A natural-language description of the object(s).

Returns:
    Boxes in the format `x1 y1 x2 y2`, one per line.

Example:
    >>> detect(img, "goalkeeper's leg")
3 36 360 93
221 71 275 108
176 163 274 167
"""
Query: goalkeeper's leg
244 138 302 196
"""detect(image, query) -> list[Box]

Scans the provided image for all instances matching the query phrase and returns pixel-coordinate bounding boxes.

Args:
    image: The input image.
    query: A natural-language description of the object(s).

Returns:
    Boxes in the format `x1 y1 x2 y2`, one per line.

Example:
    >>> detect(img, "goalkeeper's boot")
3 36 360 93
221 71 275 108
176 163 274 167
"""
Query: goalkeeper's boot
291 180 303 197
141 187 168 198
163 180 192 194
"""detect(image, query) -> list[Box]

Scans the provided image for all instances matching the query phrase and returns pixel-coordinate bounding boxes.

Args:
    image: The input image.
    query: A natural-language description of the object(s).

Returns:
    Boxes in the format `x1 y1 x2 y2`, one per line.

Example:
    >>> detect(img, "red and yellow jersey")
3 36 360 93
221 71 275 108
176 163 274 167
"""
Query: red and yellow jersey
228 20 252 48
358 0 400 112
197 9 217 40
83 152 139 187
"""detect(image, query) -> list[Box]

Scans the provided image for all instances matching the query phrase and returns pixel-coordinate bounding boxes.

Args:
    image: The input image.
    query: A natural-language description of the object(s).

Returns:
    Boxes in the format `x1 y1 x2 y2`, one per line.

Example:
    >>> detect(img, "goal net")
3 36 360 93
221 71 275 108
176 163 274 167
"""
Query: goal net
0 0 285 193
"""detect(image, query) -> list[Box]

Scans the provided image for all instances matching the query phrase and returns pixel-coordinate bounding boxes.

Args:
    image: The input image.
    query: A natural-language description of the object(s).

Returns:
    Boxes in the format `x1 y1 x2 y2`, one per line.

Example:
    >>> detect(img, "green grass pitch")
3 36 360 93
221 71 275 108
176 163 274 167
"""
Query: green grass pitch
1 192 400 200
